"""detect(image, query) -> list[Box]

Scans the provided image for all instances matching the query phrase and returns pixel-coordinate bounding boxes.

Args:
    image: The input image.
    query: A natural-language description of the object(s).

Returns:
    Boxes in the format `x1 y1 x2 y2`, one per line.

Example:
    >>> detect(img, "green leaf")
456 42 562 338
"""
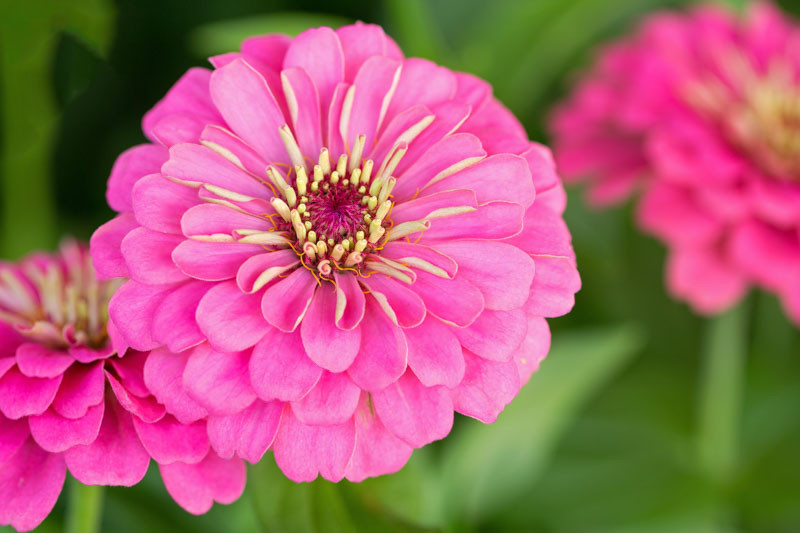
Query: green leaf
189 12 353 58
441 324 645 521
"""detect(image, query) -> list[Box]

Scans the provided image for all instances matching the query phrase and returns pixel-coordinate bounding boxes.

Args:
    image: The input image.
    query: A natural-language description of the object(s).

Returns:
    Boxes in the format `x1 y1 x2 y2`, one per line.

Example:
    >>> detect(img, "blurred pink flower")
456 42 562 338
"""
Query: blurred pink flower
0 242 244 532
552 2 800 319
92 22 579 483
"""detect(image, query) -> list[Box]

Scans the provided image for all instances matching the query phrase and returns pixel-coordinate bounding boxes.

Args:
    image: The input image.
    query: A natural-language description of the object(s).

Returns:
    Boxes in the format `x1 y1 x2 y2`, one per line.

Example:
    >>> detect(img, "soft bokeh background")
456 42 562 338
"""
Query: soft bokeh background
2 0 800 531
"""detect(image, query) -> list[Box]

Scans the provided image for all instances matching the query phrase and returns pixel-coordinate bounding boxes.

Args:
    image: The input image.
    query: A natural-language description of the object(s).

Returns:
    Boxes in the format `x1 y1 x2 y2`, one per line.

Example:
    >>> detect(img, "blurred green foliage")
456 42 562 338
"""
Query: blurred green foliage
2 0 800 532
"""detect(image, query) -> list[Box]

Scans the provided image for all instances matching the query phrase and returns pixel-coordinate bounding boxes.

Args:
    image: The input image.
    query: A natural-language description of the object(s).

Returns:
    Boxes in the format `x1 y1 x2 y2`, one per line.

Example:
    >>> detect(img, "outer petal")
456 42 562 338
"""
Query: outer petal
453 309 528 362
133 414 209 465
345 56 402 150
272 408 356 482
207 400 282 464
90 213 138 279
405 317 465 388
361 275 426 328
337 22 394 79
64 398 150 486
144 348 208 424
0 413 28 464
196 281 270 352
250 328 322 402
347 298 408 391
261 268 317 332
300 284 361 372
173 241 264 282
372 371 454 448
409 270 484 327
450 350 520 424
291 371 360 426
525 256 581 318
345 393 412 482
142 67 220 141
121 228 186 285
29 402 105 453
183 343 256 416
160 452 246 515
107 144 168 213
52 362 105 419
0 438 66 532
152 280 212 353
132 174 200 234
15 343 73 378
0 367 62 420
109 280 178 351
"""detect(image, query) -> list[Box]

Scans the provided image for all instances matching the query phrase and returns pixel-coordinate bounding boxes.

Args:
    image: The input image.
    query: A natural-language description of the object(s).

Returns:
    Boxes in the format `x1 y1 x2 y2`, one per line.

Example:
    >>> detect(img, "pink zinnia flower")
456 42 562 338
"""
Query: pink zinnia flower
552 2 800 319
0 242 244 531
92 23 580 483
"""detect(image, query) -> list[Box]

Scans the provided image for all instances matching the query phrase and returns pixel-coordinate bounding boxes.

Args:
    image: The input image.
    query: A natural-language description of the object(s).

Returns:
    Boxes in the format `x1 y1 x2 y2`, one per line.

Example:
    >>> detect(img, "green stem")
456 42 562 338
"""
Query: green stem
65 479 104 533
697 300 749 485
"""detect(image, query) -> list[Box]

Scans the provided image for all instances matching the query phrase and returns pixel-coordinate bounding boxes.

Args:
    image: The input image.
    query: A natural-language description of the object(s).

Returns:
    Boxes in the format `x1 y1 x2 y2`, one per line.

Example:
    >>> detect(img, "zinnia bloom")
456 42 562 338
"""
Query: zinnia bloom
0 242 244 531
552 2 800 319
92 23 580 483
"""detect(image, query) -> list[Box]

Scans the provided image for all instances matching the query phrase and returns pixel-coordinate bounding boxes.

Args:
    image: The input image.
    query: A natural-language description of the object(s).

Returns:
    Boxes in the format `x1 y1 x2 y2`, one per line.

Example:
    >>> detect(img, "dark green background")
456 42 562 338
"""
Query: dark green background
1 1 799 531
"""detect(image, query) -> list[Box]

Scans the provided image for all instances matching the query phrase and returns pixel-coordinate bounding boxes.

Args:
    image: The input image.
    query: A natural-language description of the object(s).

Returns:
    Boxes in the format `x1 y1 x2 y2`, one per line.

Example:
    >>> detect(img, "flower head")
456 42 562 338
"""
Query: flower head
552 2 800 319
92 23 580 483
0 242 244 531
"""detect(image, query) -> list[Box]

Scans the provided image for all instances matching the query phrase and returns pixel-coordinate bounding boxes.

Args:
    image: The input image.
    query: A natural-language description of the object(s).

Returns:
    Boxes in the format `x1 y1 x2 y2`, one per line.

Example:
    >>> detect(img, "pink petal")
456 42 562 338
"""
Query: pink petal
160 451 246 514
291 371 360 426
345 393 412 482
107 351 150 398
337 23 393 80
379 242 458 279
281 67 323 156
173 240 263 282
107 372 166 424
142 67 220 141
333 271 366 330
326 83 349 156
300 284 361 372
361 275 425 328
64 398 150 486
29 402 105 453
667 247 748 314
180 203 270 238
637 183 722 247
90 213 139 279
369 105 434 167
143 348 208 424
162 142 268 198
236 250 299 293
396 101 471 176
261 268 317 332
52 362 105 419
250 328 322 402
435 240 535 311
283 27 344 130
410 270 484 327
405 317 465 388
207 400 282 463
133 414 209 465
521 142 560 196
525 255 581 318
68 344 115 364
373 371 453 448
209 59 287 162
152 280 212 353
515 314 551 385
199 125 270 180
424 154 535 208
109 280 178 351
15 343 73 378
196 281 271 352
390 188 478 226
0 367 62 420
422 202 525 241
453 309 528 362
272 407 355 482
450 350 520 424
345 56 402 150
107 144 168 213
347 298 408 391
0 438 66 532
386 58 456 118
241 34 291 70
121 227 186 285
149 113 208 146
132 174 200 234
505 201 575 259
0 413 28 464
183 343 256 416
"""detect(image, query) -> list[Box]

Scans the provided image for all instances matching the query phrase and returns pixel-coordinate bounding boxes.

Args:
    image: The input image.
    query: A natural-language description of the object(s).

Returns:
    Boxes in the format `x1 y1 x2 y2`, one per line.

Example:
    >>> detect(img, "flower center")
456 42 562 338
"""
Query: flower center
269 132 401 278
0 243 117 349
686 57 800 181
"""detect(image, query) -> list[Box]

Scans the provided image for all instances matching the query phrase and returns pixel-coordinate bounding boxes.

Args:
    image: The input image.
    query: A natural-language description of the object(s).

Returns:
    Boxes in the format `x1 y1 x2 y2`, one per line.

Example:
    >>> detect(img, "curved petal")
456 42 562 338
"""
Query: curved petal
373 371 453 448
152 280 212 353
207 400 282 464
361 275 425 328
300 283 361 372
0 367 62 420
409 270 484 327
107 144 168 213
109 280 178 352
291 371 360 426
250 328 322 402
272 407 355 482
132 174 200 234
173 240 264 282
345 56 402 150
281 67 323 156
196 281 270 352
453 309 528 362
525 255 581 318
183 343 256 416
133 414 209 465
142 67 220 141
121 228 187 285
160 451 246 515
29 402 105 453
261 268 317 332
15 343 73 378
90 213 139 279
405 317 465 388
450 350 520 424
347 298 408 391
52 362 105 419
144 348 208 424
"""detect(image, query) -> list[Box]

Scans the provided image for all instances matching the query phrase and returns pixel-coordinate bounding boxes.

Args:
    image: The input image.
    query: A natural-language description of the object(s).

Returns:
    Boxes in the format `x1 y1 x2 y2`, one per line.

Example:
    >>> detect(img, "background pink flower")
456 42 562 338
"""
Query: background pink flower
551 2 800 320
92 22 580 484
0 242 244 532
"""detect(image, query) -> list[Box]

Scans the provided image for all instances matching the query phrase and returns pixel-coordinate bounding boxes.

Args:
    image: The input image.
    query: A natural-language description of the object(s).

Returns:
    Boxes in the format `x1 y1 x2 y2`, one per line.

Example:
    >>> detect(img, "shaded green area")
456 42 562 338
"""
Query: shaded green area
2 0 800 532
